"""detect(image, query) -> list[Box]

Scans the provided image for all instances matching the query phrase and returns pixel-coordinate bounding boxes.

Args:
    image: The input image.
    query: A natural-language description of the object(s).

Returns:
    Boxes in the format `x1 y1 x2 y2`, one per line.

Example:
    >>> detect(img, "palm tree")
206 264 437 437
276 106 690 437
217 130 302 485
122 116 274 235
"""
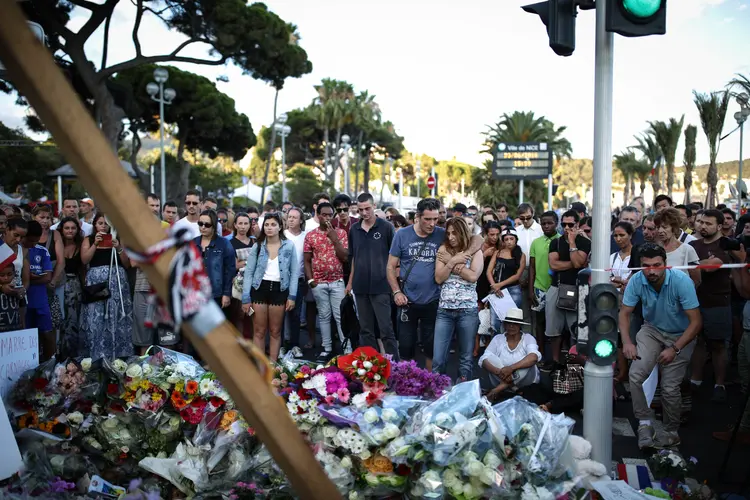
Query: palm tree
693 90 730 207
311 79 354 184
728 73 750 96
351 90 380 192
648 116 685 198
614 150 636 203
629 155 653 198
683 124 697 203
633 134 662 195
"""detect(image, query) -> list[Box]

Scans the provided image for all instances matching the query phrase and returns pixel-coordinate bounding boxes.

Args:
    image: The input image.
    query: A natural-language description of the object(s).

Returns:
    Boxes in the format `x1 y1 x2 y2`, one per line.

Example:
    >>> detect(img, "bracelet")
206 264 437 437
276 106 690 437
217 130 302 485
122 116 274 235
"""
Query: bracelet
392 290 403 297
307 279 314 285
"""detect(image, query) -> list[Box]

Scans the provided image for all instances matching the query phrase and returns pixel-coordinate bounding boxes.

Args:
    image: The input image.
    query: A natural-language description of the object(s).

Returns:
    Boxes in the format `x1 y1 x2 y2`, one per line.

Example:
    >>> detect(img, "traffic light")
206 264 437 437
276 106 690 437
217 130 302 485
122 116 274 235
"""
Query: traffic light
588 283 619 366
522 0 578 57
606 0 667 37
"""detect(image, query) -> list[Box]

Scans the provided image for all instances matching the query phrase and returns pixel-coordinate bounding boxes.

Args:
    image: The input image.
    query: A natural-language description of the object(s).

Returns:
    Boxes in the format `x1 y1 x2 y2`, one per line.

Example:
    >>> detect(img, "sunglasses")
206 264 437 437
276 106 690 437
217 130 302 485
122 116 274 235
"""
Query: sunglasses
467 212 477 217
336 207 349 213
519 216 533 221
561 222 576 228
197 222 213 228
583 228 592 234
218 218 228 224
185 201 199 206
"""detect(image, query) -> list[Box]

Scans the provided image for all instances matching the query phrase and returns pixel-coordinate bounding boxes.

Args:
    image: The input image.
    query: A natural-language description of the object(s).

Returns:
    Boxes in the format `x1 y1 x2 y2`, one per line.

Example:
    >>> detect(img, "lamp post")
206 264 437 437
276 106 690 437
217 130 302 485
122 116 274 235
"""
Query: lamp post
274 113 291 202
735 93 750 209
146 68 176 204
340 135 352 195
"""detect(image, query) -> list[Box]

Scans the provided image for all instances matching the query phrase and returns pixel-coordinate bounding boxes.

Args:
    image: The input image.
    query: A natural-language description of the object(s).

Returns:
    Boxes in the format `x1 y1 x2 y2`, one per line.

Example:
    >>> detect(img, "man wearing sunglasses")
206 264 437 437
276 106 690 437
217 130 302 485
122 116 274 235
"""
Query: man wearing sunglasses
173 190 222 239
546 210 591 364
332 194 359 233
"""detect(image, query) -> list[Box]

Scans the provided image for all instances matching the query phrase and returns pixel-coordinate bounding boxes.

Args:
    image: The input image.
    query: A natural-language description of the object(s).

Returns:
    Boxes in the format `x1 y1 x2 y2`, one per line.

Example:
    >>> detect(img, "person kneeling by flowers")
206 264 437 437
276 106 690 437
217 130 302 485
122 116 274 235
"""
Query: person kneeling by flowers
478 308 541 401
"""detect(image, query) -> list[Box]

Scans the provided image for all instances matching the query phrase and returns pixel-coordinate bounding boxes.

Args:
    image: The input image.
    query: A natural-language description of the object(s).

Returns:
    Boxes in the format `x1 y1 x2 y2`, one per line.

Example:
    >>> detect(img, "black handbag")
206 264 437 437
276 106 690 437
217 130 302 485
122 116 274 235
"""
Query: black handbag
81 281 110 304
556 283 578 311
81 247 115 304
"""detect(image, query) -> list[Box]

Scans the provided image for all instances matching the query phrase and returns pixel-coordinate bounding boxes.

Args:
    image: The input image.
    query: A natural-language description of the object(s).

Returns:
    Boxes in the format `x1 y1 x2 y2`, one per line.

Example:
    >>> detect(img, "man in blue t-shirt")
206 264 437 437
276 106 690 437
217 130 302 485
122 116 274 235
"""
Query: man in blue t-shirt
619 243 702 451
23 221 54 361
387 198 483 369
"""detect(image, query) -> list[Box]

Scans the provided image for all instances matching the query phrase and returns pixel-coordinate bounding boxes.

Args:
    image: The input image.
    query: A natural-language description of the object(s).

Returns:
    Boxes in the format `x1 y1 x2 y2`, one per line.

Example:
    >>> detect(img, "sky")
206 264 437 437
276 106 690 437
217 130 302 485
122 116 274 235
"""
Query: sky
1 0 749 169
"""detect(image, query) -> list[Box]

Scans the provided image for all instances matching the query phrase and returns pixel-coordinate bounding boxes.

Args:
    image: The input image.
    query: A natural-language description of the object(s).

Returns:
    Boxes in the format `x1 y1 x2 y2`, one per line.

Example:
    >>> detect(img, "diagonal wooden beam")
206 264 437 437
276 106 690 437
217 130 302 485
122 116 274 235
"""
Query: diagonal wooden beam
0 2 339 498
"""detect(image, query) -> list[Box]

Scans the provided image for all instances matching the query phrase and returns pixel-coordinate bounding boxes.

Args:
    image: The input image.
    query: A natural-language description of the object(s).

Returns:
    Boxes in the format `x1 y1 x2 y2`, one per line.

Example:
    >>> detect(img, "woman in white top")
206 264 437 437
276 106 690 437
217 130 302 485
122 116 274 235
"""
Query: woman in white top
479 307 541 401
654 208 701 288
609 221 634 292
283 207 307 358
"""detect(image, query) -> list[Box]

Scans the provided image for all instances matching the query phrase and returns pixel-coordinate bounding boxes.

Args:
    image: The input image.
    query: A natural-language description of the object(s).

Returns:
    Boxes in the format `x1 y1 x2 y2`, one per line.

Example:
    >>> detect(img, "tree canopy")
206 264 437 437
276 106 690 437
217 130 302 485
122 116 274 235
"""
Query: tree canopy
8 0 311 149
0 123 63 197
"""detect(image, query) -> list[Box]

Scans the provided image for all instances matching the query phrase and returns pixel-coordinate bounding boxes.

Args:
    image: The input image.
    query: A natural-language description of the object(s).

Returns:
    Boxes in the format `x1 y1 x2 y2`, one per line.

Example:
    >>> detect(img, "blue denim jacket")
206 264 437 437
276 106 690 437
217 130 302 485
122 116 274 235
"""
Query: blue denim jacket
242 239 299 304
193 236 236 298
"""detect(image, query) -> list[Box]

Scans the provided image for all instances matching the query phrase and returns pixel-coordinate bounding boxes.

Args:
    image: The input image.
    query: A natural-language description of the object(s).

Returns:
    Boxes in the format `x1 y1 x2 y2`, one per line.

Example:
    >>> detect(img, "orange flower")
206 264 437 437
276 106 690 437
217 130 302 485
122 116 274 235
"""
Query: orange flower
185 380 199 395
363 453 394 474
220 410 238 431
171 391 188 410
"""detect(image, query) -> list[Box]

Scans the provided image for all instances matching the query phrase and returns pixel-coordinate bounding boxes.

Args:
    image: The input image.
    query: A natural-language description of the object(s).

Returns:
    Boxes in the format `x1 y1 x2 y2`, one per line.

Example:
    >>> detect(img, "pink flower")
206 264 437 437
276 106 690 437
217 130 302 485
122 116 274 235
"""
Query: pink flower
300 365 311 375
324 395 336 405
336 387 350 403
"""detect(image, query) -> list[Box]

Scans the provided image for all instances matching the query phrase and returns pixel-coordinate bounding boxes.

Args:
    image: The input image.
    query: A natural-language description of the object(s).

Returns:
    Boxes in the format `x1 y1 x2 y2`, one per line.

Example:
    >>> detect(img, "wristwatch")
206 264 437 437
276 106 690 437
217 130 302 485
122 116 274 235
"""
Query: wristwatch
570 247 578 252
670 345 681 355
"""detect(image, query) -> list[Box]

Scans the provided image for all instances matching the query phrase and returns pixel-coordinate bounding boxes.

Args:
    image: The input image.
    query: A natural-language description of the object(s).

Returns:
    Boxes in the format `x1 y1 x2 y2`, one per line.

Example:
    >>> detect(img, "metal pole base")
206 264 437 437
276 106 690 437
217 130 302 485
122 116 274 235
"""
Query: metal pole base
583 361 613 471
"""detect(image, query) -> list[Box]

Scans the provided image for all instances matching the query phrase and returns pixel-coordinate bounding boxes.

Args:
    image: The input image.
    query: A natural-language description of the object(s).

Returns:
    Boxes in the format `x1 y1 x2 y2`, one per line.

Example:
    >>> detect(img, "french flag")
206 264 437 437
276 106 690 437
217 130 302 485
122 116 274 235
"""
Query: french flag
0 240 15 272
616 463 653 490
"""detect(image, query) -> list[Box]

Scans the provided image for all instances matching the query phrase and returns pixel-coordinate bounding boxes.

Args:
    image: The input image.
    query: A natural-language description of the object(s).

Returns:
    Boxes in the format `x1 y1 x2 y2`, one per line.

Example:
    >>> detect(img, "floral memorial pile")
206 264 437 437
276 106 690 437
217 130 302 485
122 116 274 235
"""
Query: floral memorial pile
1 346 610 499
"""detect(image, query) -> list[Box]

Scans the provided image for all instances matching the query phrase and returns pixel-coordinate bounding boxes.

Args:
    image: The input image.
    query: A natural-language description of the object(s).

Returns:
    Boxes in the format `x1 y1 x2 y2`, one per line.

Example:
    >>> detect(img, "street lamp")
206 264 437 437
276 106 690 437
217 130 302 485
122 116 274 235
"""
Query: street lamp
274 113 291 202
735 92 750 206
146 68 176 205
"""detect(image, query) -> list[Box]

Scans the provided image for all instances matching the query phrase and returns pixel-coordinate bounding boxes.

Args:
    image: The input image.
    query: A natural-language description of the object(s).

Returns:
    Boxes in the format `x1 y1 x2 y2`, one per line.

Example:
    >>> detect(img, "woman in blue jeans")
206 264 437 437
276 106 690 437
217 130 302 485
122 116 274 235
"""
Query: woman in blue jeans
433 217 484 382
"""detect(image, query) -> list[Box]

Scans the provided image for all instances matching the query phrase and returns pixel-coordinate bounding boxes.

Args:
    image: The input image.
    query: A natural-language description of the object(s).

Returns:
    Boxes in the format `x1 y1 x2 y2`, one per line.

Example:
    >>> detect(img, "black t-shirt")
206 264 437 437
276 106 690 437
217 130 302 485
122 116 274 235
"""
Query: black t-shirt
549 235 591 286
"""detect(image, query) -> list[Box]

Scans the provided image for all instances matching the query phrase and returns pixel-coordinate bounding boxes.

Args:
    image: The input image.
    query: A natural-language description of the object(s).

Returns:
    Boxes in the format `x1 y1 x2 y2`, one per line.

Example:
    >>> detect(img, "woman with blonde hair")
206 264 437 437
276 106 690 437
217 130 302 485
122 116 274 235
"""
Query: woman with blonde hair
433 217 484 382
654 207 701 288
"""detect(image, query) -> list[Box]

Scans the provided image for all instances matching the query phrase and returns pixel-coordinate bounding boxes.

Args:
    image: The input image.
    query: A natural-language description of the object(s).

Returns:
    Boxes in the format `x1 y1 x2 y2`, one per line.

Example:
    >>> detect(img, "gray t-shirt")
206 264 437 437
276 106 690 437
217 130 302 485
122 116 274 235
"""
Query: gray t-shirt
389 225 445 305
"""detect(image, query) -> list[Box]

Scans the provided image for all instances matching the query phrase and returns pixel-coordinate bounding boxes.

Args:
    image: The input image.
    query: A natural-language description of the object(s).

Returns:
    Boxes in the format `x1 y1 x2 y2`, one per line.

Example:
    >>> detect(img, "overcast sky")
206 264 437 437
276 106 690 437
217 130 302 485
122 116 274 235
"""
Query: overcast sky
1 0 749 168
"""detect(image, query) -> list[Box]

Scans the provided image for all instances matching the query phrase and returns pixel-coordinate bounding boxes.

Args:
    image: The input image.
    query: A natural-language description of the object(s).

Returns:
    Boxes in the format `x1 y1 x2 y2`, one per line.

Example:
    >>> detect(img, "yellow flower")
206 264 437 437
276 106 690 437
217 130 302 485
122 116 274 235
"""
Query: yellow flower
151 392 163 401
175 382 184 393
295 373 306 380
139 379 150 390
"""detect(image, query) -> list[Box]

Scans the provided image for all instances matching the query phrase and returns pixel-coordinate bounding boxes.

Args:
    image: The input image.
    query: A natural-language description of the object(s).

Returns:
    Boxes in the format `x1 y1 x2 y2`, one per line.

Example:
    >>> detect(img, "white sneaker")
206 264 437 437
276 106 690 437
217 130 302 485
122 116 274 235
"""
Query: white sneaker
291 346 303 358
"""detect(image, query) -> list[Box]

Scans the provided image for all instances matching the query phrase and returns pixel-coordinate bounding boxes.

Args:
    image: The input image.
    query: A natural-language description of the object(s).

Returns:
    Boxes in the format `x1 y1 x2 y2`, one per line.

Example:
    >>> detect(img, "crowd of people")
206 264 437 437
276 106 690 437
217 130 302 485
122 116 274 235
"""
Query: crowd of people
3 191 750 453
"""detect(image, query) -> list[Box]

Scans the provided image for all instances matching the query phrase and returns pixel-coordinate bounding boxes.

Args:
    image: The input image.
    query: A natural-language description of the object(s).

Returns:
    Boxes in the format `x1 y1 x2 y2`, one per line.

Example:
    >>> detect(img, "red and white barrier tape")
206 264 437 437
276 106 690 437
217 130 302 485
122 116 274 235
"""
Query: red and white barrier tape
590 262 750 273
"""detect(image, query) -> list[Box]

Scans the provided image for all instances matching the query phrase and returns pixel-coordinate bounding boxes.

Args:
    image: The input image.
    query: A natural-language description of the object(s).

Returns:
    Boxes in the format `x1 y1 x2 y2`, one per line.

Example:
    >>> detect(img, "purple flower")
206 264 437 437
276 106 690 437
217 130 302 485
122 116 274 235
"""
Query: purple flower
49 477 76 493
128 478 143 492
388 360 451 398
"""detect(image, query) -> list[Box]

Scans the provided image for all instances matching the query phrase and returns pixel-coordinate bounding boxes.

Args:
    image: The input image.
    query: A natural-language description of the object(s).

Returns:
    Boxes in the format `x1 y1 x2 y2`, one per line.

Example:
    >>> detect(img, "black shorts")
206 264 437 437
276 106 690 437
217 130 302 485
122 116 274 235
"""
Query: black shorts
251 280 289 306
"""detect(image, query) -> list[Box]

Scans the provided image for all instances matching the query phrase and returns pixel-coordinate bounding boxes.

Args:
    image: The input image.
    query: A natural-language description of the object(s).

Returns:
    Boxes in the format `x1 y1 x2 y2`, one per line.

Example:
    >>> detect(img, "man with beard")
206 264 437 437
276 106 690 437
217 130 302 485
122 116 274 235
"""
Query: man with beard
689 209 745 402
620 243 701 449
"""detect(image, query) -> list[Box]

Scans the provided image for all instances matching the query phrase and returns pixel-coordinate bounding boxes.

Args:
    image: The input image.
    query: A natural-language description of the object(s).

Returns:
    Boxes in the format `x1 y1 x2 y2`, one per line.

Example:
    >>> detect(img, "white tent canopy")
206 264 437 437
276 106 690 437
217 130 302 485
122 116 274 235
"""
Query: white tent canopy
0 191 21 205
232 181 264 205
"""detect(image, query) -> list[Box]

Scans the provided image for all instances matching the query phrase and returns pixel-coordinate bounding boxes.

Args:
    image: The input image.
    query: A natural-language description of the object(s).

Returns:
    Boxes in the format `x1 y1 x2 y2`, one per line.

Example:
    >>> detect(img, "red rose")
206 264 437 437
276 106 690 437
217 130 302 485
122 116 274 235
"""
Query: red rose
32 378 48 390
395 464 411 476
107 383 119 396
366 392 379 405
371 365 380 374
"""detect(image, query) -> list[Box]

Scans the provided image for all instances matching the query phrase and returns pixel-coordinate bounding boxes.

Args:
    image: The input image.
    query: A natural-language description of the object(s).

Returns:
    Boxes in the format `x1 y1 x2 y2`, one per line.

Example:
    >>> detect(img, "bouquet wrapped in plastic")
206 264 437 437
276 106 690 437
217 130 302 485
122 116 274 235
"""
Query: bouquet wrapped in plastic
492 396 575 482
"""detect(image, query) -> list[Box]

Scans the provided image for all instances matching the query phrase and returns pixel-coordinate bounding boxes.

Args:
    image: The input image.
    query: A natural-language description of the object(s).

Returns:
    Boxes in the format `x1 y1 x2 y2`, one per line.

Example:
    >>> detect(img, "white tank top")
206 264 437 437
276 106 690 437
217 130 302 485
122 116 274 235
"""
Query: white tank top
262 256 281 282
12 245 23 287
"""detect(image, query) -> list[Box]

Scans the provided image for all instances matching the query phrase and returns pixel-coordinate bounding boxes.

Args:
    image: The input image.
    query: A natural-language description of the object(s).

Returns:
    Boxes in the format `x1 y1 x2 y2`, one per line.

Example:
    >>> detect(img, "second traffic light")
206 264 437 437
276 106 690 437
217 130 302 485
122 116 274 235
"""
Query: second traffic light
522 0 578 57
587 283 619 366
606 0 667 37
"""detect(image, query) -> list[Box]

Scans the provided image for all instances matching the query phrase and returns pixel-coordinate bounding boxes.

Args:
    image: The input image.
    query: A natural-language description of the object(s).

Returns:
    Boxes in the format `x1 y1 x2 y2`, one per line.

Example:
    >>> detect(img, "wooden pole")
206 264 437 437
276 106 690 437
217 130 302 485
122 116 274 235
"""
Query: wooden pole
0 2 340 498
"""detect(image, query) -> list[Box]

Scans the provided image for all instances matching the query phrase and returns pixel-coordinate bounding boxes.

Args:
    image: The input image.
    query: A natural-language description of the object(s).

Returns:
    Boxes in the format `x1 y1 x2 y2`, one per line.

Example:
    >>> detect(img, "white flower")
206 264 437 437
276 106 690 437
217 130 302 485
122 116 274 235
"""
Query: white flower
142 364 154 377
373 374 381 381
340 456 352 469
66 411 84 425
166 375 181 384
352 360 358 367
323 426 337 439
363 408 380 424
381 408 398 422
91 404 100 415
483 450 502 469
357 368 366 376
382 423 400 441
358 449 371 460
480 466 497 486
363 361 373 369
465 459 484 477
435 412 452 427
351 392 368 408
199 378 213 395
81 358 92 372
112 359 128 373
303 374 328 396
125 364 142 379
316 365 324 370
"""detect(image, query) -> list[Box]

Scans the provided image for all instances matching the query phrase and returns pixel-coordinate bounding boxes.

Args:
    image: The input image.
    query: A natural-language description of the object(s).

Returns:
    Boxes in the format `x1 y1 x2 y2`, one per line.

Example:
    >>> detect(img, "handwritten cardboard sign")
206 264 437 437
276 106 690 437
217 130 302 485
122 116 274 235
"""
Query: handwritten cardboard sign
0 328 39 402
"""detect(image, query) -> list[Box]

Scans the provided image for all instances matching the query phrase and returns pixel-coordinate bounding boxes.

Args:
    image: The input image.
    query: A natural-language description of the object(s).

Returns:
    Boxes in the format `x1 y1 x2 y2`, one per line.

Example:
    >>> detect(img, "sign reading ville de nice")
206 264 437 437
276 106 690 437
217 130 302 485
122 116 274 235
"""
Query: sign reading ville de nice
492 142 553 180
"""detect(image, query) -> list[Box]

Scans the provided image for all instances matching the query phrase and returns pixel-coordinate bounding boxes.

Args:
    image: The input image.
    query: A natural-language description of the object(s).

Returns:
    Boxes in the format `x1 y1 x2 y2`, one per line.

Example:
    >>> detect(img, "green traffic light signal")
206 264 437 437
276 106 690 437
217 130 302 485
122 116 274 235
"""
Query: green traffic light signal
593 339 616 359
622 0 662 18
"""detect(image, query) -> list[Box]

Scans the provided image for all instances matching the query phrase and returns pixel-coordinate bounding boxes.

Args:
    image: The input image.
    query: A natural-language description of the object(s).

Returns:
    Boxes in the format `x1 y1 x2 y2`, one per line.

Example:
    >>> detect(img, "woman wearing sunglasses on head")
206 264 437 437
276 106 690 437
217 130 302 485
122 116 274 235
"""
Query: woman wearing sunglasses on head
195 210 236 312
241 213 298 362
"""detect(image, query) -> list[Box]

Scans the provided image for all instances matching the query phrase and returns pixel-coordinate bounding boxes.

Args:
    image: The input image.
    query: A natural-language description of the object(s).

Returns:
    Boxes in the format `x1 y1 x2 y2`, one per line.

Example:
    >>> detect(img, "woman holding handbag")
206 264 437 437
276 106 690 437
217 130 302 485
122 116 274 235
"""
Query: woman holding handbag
229 212 254 339
79 212 133 360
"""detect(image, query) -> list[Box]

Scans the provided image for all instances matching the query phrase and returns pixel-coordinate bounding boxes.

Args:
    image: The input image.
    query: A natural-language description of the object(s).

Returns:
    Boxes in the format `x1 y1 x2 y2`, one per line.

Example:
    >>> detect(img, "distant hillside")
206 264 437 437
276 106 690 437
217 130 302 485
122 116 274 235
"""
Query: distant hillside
680 158 750 181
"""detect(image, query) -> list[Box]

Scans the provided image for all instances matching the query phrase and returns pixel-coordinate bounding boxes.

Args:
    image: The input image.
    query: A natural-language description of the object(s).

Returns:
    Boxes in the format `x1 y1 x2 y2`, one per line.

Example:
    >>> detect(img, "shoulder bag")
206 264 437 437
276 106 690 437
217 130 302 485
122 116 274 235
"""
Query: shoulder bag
397 238 429 297
555 239 578 311
81 248 114 304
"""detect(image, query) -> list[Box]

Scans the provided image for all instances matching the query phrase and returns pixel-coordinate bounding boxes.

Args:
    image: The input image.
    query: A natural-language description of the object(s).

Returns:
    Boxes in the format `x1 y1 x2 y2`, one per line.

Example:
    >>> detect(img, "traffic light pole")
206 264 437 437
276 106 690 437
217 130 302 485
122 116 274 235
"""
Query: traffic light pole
584 0 615 470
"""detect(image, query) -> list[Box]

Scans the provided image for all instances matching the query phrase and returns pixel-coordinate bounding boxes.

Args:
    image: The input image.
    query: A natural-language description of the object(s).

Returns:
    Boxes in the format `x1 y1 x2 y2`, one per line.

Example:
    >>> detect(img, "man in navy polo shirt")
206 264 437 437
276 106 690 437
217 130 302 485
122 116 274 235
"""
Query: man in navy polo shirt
346 193 396 357
619 243 702 450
